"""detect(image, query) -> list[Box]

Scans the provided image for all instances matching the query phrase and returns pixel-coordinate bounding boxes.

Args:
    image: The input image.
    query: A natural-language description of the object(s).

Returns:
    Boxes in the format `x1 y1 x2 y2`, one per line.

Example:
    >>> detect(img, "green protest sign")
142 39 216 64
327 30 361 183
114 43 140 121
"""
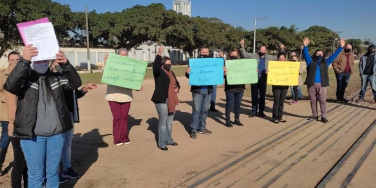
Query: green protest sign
101 53 148 90
225 59 258 85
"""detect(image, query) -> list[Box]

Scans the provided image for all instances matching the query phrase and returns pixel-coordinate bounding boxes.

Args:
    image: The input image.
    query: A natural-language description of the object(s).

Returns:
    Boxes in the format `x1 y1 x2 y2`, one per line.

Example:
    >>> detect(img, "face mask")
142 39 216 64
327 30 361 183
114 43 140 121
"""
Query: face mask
163 64 171 71
315 56 323 61
229 56 238 60
200 55 210 58
369 50 375 54
344 49 351 53
31 61 49 74
258 52 265 57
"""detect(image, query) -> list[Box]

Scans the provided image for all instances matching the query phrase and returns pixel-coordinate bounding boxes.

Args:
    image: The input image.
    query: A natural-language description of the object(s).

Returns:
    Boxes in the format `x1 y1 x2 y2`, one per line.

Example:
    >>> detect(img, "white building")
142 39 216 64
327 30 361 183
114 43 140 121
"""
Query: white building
173 0 191 17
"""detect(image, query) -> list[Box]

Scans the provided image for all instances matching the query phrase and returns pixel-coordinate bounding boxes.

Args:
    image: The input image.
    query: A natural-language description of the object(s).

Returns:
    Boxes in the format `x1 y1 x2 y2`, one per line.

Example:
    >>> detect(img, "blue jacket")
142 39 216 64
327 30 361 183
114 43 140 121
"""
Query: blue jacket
359 53 376 75
303 46 343 83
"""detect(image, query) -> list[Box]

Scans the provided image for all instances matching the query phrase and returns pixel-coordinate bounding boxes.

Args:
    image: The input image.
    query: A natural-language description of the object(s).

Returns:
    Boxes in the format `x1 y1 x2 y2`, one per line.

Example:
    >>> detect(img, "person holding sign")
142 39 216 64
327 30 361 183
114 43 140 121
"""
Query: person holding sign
151 47 180 151
270 53 289 123
103 48 143 146
4 45 82 188
303 37 345 123
224 49 245 127
186 47 214 139
240 39 284 118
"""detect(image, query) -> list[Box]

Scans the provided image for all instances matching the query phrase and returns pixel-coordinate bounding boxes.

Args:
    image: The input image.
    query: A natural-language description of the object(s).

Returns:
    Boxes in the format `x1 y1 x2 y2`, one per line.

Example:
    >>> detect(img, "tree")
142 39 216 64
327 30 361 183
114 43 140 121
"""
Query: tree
346 39 363 55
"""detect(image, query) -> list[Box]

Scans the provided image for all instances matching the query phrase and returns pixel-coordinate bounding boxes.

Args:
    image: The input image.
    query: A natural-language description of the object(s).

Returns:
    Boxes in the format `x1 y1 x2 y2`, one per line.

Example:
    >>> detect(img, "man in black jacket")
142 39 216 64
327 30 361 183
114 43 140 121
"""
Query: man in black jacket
186 47 213 139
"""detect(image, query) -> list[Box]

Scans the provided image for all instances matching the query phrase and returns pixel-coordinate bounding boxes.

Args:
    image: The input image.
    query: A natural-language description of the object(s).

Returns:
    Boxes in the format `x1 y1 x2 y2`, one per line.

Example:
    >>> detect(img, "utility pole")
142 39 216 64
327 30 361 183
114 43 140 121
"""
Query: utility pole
85 6 91 73
332 31 342 53
253 17 266 53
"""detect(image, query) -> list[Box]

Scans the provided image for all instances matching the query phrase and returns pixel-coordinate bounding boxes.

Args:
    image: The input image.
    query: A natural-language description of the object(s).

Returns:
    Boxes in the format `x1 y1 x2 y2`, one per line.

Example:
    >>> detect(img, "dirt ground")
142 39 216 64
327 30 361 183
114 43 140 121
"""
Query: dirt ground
1 76 376 188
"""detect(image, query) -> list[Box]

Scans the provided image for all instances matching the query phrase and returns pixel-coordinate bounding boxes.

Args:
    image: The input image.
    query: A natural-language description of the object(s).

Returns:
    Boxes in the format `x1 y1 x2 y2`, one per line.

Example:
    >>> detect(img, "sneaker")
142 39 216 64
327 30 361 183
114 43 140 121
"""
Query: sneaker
59 175 67 184
123 141 131 145
0 168 3 176
321 117 329 123
62 168 79 179
308 115 319 121
198 129 212 135
290 101 299 105
116 143 124 146
190 132 197 139
279 119 287 123
272 119 279 124
356 98 364 103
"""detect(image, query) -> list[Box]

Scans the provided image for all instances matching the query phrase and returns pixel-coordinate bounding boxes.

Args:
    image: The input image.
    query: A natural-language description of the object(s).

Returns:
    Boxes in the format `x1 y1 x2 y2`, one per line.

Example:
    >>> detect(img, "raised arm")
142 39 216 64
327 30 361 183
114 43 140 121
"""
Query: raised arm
303 38 312 65
153 47 163 77
326 38 345 65
240 39 257 59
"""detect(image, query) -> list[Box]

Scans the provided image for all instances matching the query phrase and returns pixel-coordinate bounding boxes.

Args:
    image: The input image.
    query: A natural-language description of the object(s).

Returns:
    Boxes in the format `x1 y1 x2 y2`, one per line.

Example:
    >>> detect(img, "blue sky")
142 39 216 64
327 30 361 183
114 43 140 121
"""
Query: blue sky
54 0 375 44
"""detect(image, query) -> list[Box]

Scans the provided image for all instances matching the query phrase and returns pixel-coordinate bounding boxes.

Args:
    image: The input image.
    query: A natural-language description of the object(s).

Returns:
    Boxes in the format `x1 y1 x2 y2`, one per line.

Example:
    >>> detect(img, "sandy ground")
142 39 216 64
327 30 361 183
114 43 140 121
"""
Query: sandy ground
1 76 376 188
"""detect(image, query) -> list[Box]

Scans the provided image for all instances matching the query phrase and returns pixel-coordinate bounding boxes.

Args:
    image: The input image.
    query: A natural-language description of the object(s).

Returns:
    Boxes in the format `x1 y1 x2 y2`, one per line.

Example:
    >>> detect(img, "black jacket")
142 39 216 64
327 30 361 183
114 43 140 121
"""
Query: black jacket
64 89 85 123
305 59 330 87
185 70 214 94
4 59 82 138
151 55 180 103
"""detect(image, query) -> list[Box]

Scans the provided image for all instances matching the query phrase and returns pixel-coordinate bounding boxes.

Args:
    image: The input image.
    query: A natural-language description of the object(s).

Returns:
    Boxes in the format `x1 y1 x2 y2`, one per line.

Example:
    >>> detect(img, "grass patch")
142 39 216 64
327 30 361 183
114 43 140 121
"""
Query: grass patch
79 67 188 85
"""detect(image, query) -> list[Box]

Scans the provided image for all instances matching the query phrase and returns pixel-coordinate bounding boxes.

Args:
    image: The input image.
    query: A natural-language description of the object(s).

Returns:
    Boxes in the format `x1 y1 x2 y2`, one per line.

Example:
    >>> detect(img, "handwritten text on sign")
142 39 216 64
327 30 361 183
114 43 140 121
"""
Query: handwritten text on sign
226 59 258 85
189 58 224 86
101 53 148 90
267 61 300 85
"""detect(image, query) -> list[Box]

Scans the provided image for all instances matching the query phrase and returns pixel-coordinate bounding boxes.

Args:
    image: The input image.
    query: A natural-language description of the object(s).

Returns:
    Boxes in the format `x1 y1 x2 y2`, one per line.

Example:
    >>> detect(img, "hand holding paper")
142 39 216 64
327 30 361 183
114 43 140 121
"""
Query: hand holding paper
23 44 39 61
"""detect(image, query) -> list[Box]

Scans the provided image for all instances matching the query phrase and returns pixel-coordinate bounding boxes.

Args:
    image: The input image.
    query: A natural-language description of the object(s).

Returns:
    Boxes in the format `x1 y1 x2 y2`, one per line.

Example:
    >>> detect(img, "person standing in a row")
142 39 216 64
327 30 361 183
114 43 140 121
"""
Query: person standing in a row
290 55 304 105
356 44 376 103
5 45 82 188
332 44 354 103
186 47 213 139
152 47 180 151
303 37 345 123
103 48 143 146
224 49 245 128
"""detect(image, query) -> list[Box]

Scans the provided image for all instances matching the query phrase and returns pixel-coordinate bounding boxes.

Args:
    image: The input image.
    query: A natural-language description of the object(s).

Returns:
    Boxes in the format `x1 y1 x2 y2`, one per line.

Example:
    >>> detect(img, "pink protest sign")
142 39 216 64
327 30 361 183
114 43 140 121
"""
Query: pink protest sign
16 17 50 45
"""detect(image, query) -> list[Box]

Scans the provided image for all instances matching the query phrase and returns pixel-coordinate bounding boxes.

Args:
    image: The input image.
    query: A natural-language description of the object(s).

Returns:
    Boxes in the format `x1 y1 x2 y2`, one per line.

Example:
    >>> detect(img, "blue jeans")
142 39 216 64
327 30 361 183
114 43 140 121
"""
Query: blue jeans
225 91 244 121
191 89 211 132
155 101 175 148
360 74 376 100
21 134 65 188
62 114 74 172
211 85 217 108
336 72 351 100
290 86 303 101
0 121 10 168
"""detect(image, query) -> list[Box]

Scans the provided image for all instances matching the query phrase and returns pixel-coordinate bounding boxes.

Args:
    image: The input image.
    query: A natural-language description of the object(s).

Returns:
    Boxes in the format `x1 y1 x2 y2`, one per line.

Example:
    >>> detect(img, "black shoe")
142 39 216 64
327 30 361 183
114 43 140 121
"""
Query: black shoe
190 132 197 139
198 129 212 135
225 120 233 128
258 113 267 118
307 115 319 121
321 117 329 123
0 168 3 176
210 108 219 112
168 142 178 146
279 119 287 123
159 147 168 151
272 119 279 124
234 119 244 126
342 99 349 103
249 113 256 118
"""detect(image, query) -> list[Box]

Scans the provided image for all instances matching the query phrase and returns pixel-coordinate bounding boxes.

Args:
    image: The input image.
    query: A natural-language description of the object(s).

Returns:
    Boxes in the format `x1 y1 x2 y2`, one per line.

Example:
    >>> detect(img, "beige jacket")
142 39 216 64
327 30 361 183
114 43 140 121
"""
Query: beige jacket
0 69 7 121
105 85 133 103
0 63 17 136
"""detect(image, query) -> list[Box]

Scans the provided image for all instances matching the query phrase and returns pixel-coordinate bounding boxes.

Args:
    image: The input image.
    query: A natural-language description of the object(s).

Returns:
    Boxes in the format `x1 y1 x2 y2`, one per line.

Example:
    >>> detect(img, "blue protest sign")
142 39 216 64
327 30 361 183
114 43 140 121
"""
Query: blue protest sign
188 58 224 86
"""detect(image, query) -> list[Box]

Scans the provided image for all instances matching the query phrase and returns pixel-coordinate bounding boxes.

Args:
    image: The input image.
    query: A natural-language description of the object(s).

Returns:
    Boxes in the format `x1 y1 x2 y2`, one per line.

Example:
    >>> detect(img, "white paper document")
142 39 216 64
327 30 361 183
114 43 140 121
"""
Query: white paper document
24 22 60 61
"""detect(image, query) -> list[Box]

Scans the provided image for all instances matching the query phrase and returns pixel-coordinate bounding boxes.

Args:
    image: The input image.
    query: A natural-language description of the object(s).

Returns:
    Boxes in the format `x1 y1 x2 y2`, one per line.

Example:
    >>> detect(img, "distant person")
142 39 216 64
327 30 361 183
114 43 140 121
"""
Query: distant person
103 48 143 146
210 50 219 112
303 37 345 123
356 44 376 103
151 47 180 151
186 47 213 139
269 53 289 123
4 45 82 188
332 44 354 103
224 49 245 127
289 55 304 105
240 39 284 118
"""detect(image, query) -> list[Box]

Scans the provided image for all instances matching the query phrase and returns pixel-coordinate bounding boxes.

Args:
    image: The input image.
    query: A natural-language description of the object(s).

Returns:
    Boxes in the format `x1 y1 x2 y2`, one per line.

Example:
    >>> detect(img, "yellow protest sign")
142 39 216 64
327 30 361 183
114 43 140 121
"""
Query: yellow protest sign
267 61 300 85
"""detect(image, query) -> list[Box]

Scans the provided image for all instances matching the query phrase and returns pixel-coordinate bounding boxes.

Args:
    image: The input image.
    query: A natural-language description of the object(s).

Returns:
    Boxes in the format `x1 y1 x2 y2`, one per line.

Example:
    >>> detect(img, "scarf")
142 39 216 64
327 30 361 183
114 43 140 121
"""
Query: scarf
162 69 179 113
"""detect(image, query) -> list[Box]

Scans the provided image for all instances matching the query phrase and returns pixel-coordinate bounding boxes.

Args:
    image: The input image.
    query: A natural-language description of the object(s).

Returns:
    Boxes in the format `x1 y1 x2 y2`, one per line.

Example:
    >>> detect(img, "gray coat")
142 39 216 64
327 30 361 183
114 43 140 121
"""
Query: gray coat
359 53 376 75
239 47 278 70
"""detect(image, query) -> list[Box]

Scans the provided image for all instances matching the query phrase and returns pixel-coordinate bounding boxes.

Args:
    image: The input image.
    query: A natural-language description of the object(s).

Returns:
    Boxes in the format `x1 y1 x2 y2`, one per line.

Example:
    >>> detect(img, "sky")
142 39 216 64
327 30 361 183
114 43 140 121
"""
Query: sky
54 0 375 44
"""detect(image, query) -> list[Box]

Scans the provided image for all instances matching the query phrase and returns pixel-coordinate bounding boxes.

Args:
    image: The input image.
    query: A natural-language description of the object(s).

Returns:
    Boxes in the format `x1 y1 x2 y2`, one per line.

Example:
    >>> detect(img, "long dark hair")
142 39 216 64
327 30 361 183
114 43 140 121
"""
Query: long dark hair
161 56 171 65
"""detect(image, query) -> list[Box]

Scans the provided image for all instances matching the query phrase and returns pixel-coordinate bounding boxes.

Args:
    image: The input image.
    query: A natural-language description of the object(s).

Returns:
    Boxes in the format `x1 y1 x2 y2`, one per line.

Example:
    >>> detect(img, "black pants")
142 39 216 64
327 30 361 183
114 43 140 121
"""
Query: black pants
10 137 28 188
251 74 267 115
336 72 351 101
272 86 288 120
